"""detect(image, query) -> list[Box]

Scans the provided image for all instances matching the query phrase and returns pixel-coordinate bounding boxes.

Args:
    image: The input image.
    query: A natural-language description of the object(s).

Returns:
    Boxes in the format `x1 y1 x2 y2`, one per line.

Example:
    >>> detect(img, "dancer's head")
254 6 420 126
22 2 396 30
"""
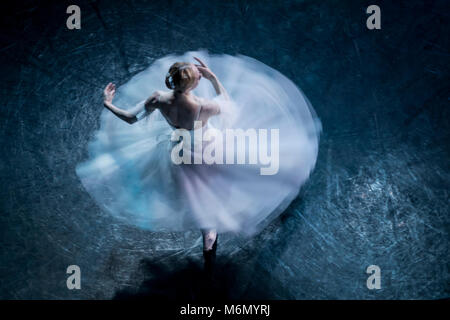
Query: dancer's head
165 62 201 93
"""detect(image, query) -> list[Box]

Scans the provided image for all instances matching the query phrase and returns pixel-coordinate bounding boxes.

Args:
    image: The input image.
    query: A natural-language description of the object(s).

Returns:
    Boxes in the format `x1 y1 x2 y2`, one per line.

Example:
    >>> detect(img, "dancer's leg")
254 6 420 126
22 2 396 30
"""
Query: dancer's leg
201 228 218 282
201 228 217 251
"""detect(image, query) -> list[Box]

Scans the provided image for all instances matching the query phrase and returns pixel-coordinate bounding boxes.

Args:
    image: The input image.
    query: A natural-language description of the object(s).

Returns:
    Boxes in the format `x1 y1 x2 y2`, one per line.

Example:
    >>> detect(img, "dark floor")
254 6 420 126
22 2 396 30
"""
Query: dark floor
0 0 448 300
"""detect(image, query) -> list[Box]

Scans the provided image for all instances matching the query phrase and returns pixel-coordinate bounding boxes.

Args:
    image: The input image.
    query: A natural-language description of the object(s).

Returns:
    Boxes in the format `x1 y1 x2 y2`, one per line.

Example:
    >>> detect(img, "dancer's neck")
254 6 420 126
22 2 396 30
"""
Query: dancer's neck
174 89 192 97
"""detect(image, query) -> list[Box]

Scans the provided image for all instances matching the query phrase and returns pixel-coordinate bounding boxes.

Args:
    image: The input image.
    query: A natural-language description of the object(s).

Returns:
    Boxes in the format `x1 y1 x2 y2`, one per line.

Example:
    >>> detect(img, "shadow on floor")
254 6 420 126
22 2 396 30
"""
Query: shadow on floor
113 256 235 300
113 205 303 300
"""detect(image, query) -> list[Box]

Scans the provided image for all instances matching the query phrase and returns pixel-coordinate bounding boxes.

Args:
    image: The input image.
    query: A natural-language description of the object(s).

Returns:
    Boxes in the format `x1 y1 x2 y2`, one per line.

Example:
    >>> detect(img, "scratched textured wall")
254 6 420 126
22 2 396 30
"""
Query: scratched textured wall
0 0 448 299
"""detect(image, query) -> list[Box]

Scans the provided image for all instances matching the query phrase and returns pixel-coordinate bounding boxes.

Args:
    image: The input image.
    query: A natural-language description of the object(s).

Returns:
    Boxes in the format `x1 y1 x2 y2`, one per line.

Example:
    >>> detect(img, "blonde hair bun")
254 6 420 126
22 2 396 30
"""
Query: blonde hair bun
165 62 196 91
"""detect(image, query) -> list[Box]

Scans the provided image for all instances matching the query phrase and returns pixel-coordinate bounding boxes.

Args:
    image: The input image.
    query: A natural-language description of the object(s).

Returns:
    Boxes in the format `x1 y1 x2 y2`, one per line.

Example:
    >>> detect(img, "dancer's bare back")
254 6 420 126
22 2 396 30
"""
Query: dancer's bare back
151 90 220 130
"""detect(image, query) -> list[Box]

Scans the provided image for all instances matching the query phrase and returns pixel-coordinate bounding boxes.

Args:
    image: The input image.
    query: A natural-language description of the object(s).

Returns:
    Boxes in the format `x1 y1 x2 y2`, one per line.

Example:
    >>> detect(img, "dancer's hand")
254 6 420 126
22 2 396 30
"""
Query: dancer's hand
103 83 116 103
193 57 215 81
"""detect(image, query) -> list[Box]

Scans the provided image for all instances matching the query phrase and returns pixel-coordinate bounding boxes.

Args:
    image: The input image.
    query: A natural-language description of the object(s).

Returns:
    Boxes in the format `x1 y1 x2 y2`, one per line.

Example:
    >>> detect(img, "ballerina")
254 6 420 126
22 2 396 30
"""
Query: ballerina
102 57 223 258
76 50 321 275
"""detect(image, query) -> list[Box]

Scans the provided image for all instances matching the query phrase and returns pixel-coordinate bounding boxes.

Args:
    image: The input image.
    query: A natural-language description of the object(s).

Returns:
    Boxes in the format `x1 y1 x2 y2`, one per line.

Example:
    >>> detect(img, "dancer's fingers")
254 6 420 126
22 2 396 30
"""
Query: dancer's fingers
194 57 206 67
106 83 115 92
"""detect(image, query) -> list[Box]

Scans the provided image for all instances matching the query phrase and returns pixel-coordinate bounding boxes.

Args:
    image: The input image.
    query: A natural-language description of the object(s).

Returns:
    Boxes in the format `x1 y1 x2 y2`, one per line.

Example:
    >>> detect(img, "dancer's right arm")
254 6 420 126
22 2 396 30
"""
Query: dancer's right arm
103 83 158 124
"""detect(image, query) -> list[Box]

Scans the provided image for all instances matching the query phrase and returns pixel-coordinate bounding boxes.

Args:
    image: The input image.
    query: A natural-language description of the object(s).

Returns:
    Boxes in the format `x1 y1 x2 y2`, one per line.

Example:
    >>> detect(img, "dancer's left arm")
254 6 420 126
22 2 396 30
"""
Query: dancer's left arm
103 83 158 124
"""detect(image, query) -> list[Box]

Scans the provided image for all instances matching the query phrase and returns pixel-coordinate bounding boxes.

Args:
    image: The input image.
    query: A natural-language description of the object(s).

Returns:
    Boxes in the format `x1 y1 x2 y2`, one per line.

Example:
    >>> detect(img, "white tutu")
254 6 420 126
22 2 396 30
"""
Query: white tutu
75 49 322 236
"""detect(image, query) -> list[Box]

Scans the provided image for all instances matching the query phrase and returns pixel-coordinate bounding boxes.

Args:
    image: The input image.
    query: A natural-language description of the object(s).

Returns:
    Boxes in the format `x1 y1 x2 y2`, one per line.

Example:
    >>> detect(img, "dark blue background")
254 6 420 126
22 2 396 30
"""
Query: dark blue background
0 0 448 299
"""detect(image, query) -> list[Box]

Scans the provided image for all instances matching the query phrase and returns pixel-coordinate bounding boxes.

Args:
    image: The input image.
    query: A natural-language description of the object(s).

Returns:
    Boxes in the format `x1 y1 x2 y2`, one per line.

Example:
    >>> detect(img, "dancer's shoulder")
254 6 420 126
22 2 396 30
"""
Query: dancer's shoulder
144 90 167 109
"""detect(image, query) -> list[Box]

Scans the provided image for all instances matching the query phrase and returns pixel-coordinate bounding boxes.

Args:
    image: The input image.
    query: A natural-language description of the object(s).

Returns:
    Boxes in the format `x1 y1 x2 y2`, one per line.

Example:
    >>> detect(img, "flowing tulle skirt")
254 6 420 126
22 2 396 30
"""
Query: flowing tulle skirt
75 49 322 236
